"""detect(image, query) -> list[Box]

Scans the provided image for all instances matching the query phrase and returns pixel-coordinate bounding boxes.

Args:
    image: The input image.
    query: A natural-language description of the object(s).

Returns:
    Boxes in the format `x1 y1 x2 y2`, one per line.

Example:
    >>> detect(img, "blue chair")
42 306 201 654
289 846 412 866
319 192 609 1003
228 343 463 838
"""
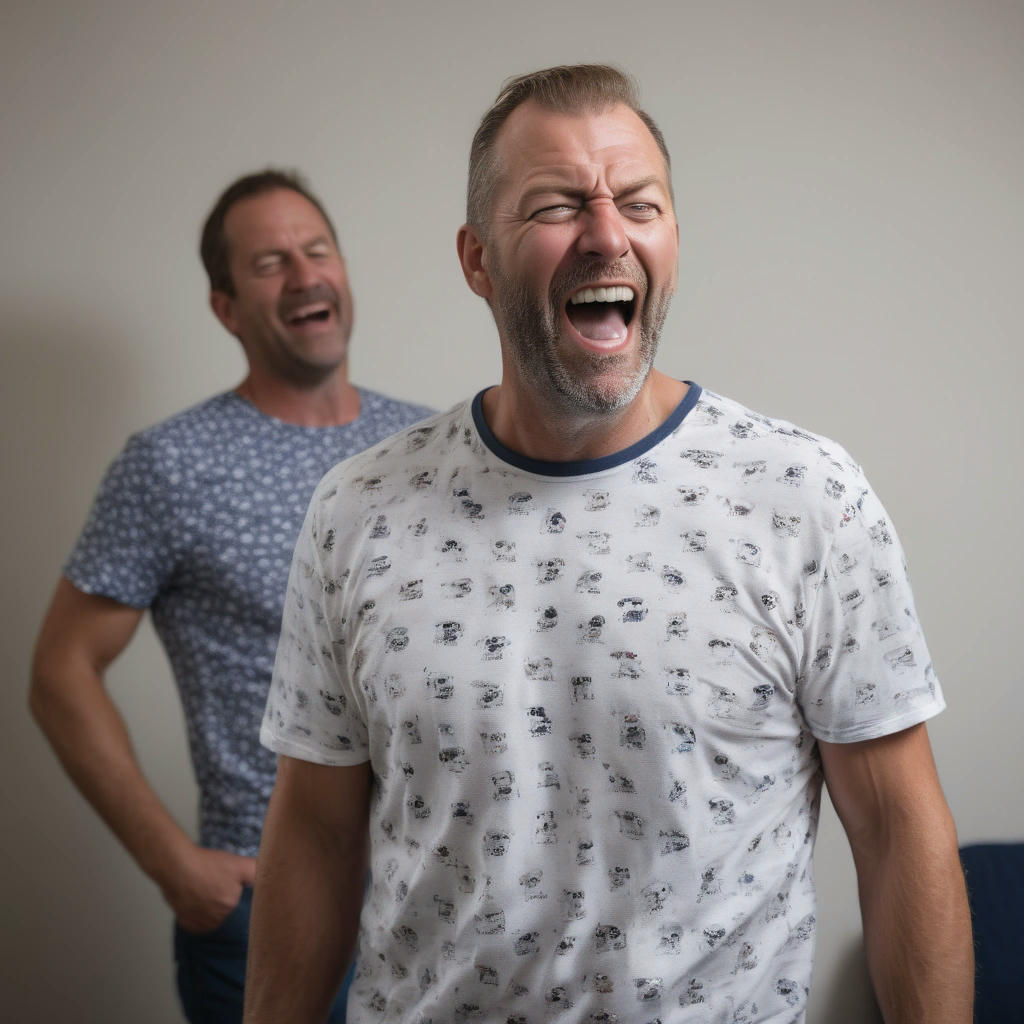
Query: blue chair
959 842 1024 1023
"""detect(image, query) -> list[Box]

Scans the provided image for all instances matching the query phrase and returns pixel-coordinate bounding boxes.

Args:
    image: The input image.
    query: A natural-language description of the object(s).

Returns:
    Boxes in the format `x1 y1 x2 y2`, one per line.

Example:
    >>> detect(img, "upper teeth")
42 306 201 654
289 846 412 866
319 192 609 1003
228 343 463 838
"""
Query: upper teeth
290 305 327 320
569 286 635 305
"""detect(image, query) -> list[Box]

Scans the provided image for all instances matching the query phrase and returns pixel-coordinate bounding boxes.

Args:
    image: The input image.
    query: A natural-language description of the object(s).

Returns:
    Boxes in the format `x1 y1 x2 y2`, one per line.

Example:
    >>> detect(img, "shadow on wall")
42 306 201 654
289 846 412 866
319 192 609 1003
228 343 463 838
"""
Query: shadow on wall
0 302 188 1023
0 297 164 653
818 938 883 1023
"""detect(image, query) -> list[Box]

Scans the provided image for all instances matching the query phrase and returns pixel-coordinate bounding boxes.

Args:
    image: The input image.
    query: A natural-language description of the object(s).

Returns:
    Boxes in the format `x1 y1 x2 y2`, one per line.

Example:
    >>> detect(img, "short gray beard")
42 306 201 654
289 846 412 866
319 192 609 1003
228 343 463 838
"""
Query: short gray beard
489 256 672 418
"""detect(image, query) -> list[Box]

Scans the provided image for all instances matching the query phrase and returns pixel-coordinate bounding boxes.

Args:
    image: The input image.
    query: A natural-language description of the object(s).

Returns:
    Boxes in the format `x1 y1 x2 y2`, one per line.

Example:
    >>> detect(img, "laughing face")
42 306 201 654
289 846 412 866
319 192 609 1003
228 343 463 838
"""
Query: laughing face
462 101 678 417
212 188 354 387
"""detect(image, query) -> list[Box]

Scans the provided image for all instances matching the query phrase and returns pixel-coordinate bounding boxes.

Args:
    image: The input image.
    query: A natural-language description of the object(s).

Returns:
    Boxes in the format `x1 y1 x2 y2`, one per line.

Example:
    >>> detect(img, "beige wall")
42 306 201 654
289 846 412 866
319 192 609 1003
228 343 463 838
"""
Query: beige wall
2 1 1021 1019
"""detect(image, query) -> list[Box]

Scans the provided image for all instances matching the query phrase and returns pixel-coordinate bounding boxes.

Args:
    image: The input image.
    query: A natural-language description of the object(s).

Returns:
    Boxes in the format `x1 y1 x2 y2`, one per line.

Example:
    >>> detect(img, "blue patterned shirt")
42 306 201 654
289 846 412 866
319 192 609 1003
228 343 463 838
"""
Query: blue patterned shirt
66 387 433 855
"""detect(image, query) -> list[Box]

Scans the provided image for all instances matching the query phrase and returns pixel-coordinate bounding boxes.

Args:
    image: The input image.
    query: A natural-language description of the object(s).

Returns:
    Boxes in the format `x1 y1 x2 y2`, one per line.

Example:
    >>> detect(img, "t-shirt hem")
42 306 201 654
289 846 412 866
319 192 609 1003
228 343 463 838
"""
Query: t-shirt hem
260 724 370 767
809 697 946 744
62 570 153 610
201 838 261 858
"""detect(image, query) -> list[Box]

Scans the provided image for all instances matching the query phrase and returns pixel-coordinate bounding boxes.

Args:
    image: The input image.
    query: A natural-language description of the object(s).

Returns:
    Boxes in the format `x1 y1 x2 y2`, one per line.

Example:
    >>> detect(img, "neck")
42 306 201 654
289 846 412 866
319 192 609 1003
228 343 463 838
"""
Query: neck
482 372 689 463
235 369 361 427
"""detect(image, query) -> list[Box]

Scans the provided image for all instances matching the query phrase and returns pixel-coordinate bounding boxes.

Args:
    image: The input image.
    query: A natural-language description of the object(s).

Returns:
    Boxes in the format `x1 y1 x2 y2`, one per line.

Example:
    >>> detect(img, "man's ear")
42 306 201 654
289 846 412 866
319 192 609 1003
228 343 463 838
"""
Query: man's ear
456 224 493 301
209 291 238 335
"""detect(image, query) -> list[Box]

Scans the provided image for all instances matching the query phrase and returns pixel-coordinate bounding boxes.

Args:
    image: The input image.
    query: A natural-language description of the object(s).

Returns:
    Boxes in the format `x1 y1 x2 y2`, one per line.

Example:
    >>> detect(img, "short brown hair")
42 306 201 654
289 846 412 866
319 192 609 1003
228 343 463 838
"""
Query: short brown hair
466 64 672 230
200 169 338 296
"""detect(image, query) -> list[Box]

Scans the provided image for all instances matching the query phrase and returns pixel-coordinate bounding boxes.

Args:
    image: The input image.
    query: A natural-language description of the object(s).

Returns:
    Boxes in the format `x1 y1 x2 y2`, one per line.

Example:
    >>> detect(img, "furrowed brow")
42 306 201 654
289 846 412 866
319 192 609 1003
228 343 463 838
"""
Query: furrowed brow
520 183 589 205
614 175 666 199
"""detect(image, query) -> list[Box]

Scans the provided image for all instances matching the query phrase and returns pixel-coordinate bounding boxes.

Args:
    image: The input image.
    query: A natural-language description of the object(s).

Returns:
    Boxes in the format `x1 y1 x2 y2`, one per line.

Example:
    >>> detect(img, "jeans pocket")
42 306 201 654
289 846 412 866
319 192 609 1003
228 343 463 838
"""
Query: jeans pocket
173 887 252 1024
176 886 251 941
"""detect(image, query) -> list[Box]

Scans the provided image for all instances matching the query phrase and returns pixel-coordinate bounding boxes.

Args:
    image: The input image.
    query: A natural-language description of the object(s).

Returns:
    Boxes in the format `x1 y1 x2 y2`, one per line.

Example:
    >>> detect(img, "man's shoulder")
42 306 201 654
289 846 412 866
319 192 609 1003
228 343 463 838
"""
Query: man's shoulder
356 386 435 428
96 392 243 480
689 387 864 486
125 391 243 449
312 400 468 507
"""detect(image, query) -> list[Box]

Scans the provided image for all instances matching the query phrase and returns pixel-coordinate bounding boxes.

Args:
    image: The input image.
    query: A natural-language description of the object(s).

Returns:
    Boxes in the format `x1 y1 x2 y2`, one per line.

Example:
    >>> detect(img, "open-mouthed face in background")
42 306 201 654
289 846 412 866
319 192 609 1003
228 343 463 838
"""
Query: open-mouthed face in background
215 188 354 387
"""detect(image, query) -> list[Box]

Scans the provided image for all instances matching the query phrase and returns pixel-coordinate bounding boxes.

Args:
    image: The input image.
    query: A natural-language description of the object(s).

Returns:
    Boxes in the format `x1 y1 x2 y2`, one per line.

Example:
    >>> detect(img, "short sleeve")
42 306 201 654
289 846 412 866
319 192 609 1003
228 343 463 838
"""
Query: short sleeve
64 434 178 608
260 489 370 765
797 472 945 742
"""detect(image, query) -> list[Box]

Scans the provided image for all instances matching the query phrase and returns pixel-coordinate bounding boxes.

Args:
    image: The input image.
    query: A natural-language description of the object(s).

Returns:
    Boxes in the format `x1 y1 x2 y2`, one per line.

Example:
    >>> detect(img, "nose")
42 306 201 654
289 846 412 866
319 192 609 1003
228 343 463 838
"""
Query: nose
285 252 319 290
577 199 629 260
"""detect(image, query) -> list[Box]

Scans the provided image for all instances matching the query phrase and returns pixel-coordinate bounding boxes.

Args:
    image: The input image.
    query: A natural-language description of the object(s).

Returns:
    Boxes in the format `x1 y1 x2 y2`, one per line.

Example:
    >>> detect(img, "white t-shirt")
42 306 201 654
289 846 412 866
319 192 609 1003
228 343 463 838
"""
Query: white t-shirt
263 384 944 1024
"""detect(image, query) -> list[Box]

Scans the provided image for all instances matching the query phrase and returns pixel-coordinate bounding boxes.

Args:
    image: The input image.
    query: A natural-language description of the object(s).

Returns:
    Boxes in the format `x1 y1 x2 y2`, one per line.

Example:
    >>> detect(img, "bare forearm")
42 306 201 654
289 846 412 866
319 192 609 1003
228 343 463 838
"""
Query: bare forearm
30 581 256 931
30 665 195 884
31 582 195 887
245 760 369 1024
821 727 974 1022
856 810 973 1022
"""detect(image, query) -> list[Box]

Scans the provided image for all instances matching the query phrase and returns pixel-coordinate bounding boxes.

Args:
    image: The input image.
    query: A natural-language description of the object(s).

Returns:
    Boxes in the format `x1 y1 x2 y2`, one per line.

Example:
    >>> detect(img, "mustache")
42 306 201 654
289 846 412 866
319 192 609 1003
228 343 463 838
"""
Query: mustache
278 283 339 319
550 258 647 303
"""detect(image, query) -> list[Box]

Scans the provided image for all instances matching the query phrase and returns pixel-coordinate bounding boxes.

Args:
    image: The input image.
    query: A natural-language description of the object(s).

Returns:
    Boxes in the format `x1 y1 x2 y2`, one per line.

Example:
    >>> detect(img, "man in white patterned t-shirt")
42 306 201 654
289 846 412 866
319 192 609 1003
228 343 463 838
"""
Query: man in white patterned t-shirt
246 68 973 1024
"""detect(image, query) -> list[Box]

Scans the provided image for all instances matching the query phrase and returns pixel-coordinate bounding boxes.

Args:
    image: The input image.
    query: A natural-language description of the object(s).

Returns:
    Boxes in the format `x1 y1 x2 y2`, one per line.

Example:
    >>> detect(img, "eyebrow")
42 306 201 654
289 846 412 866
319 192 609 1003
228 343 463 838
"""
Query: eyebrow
249 235 333 261
615 175 666 197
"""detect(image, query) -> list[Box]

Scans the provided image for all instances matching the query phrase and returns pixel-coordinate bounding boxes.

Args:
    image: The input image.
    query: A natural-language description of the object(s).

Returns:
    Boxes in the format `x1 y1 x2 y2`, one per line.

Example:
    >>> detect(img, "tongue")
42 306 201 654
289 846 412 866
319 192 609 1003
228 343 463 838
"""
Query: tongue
567 302 628 342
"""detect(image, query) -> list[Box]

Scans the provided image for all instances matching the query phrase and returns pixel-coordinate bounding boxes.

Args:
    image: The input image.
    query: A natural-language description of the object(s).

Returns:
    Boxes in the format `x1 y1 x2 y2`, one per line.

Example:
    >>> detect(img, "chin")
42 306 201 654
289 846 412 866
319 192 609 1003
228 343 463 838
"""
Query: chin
547 366 650 416
550 344 654 412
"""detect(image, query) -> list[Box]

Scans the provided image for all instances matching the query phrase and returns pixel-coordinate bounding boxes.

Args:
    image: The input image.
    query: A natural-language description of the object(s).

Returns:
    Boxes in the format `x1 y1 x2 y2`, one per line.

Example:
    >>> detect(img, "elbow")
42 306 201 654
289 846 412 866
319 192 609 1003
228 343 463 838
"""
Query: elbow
29 661 58 730
28 649 75 735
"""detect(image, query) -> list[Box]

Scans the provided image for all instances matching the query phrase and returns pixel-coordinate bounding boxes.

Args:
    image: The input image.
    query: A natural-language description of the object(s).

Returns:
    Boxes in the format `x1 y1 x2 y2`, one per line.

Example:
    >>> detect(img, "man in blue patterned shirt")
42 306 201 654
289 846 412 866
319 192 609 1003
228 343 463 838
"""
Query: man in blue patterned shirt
29 169 433 1023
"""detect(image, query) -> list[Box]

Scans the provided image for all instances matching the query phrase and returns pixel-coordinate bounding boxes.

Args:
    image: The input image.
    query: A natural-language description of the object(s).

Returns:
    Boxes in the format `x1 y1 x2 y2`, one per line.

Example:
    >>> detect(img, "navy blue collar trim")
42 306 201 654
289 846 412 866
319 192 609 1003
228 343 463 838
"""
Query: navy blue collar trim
471 383 702 477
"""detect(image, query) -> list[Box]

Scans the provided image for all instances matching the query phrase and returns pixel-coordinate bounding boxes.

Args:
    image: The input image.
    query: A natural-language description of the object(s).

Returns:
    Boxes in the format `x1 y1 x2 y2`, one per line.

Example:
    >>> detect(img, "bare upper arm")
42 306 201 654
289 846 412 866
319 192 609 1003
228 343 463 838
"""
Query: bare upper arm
268 755 373 844
819 723 953 854
31 577 145 691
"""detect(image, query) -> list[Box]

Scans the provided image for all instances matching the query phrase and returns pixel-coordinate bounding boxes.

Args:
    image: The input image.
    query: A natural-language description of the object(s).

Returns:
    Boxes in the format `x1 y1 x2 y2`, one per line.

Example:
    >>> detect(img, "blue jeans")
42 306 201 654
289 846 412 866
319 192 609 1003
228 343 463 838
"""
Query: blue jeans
173 886 354 1023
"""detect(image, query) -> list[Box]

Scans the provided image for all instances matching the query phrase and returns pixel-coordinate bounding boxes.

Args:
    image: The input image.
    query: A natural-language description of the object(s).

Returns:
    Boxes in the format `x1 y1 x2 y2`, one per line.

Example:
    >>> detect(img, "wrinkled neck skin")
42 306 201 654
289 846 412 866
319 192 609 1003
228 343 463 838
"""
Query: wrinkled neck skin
482 370 689 463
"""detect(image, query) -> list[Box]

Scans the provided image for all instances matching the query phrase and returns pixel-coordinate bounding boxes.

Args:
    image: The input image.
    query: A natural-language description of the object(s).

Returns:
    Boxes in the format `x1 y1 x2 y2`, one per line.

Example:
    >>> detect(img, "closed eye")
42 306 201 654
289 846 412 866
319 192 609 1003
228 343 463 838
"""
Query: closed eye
530 205 571 220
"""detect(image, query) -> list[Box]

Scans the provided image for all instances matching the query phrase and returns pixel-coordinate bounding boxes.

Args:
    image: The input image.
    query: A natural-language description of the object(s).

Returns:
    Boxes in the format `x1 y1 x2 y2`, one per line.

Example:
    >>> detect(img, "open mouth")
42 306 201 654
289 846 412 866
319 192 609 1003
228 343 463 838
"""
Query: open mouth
565 286 636 345
286 305 332 327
